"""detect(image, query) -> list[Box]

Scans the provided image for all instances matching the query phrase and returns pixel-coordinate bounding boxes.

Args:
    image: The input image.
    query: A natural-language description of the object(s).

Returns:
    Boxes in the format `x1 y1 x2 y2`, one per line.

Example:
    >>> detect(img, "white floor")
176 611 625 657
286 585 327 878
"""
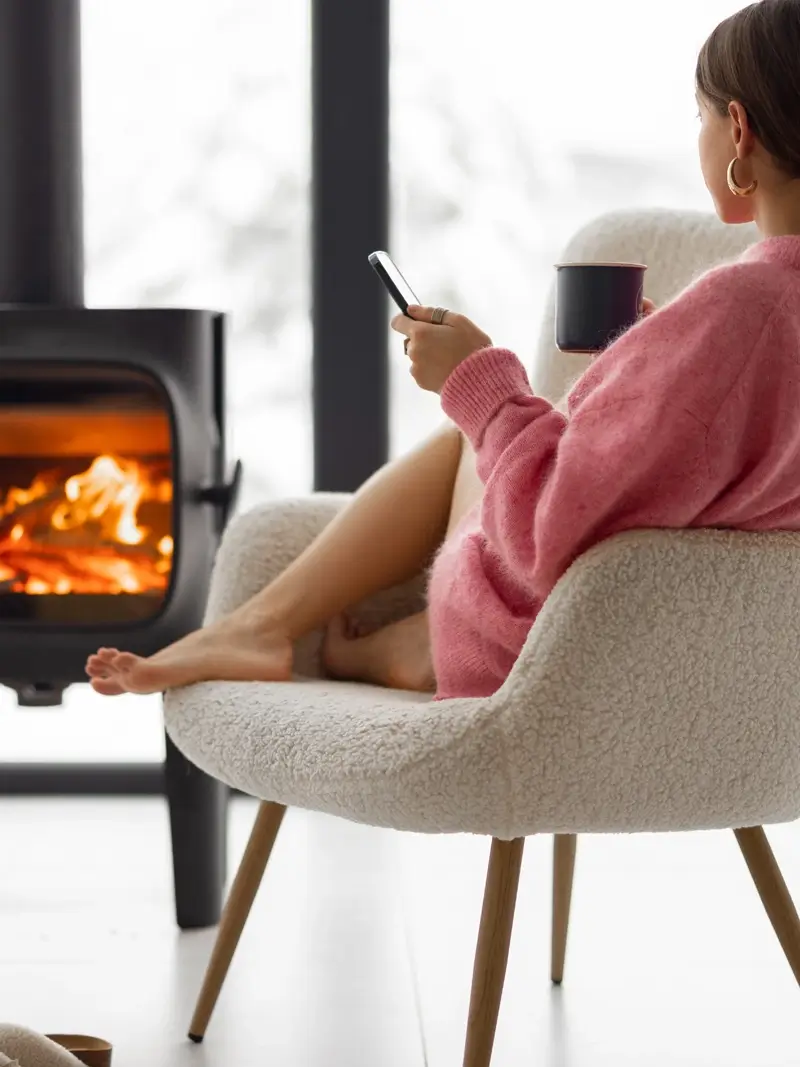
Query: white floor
2 797 800 1067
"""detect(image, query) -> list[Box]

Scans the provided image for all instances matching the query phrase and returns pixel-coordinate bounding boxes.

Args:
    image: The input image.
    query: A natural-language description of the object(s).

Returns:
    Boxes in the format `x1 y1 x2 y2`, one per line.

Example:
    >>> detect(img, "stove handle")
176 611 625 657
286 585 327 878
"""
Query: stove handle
195 458 243 530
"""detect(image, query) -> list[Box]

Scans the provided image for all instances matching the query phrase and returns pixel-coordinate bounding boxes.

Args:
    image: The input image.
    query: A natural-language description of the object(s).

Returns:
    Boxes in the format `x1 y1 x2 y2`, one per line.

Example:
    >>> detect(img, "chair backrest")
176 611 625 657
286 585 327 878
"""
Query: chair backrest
497 529 800 834
531 208 758 402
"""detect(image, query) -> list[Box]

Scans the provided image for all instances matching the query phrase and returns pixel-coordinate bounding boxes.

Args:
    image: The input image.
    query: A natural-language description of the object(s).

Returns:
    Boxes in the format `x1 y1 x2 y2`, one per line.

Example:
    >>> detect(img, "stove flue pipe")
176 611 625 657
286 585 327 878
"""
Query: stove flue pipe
0 0 84 306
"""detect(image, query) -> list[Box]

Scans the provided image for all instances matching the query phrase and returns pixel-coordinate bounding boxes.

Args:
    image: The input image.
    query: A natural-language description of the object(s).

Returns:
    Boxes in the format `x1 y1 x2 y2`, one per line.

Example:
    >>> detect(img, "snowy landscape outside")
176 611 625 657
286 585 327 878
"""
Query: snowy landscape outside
3 0 743 759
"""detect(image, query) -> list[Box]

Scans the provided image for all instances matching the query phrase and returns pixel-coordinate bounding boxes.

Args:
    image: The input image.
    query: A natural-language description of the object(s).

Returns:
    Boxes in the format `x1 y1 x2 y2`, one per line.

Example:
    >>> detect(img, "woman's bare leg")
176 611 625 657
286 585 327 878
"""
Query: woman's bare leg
86 425 464 695
322 440 484 691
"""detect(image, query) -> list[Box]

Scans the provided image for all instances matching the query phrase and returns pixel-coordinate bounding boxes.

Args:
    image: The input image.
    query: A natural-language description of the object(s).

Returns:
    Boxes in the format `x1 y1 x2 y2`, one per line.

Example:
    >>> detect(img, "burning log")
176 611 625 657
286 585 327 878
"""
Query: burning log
0 487 67 539
0 542 168 593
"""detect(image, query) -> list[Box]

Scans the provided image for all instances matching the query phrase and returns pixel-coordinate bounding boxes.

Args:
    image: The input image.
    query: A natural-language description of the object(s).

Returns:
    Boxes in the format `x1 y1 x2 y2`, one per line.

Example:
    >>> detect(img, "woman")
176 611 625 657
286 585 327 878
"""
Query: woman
87 0 800 701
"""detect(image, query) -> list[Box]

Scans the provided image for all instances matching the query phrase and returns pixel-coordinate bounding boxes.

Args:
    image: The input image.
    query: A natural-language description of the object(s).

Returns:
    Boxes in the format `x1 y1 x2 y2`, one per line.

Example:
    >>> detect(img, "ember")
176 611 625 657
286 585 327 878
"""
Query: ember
0 454 173 595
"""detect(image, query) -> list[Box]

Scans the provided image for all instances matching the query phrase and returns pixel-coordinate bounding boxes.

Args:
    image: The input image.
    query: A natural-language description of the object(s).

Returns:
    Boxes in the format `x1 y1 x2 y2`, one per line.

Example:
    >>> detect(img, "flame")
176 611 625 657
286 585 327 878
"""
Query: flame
0 454 173 595
54 455 148 545
6 476 50 510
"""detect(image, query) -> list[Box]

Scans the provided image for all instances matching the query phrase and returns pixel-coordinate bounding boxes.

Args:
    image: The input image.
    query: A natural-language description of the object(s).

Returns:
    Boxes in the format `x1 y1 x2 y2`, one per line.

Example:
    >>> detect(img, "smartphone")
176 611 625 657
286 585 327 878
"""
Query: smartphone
368 250 420 314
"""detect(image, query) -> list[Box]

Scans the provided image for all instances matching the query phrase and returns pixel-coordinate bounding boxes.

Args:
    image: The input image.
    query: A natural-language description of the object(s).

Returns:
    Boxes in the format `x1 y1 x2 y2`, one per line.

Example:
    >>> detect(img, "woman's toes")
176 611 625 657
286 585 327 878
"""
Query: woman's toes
325 614 348 645
322 615 357 676
86 655 111 678
91 677 125 696
114 652 140 673
347 615 372 639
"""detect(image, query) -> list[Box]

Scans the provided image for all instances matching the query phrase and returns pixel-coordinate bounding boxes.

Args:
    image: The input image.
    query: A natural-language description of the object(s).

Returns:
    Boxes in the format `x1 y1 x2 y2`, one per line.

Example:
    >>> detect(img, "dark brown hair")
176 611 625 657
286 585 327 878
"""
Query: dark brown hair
696 0 800 178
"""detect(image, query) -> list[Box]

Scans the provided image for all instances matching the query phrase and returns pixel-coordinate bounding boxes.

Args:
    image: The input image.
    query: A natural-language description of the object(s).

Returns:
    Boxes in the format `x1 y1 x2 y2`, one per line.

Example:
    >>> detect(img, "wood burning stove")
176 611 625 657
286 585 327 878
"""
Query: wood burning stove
0 0 240 930
0 308 239 706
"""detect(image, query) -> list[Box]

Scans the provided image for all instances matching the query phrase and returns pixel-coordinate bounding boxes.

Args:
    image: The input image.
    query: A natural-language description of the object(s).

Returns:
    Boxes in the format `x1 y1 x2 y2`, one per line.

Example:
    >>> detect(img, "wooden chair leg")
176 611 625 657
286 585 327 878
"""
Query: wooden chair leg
551 834 577 985
188 801 287 1042
463 837 525 1067
734 826 800 986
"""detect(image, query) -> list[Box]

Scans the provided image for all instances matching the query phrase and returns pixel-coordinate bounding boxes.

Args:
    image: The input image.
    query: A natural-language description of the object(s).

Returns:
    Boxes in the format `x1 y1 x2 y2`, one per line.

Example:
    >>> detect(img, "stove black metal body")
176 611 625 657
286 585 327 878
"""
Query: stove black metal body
0 0 240 929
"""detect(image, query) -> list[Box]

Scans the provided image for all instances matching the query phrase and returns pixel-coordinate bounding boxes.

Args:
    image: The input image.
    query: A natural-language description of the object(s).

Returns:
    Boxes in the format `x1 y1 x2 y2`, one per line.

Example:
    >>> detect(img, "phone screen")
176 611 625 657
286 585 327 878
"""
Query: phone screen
368 250 420 314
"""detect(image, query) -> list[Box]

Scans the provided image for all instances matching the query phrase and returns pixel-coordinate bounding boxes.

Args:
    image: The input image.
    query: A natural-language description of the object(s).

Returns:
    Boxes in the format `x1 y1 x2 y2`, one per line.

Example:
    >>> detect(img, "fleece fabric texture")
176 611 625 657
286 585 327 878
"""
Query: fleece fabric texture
431 235 800 699
164 208 800 838
0 1027 84 1067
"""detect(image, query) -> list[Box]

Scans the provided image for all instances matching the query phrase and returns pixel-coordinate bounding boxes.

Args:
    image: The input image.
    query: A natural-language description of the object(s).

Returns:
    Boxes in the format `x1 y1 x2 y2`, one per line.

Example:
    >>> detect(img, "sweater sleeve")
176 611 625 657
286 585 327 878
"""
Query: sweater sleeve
440 345 712 599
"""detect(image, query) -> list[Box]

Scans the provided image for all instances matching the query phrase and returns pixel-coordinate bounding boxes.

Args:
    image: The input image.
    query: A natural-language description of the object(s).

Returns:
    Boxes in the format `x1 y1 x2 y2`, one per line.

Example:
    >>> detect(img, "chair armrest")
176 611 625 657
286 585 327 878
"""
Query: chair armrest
492 528 800 834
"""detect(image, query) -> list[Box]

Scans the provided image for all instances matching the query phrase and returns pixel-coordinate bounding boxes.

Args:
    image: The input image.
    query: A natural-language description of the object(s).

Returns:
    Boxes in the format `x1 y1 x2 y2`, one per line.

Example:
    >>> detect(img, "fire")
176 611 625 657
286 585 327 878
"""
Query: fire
54 455 149 546
0 454 173 596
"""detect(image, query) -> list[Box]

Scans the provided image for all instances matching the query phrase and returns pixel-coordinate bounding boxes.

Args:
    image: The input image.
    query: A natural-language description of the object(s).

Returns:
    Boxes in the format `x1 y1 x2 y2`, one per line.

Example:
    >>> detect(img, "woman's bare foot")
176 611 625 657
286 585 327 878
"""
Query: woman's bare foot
86 648 126 696
85 620 293 695
322 610 436 692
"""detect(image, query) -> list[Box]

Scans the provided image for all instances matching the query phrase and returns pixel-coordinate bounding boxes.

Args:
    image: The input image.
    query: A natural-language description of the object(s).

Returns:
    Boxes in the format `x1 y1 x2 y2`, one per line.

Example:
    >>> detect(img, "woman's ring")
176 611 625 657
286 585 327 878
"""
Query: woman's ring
431 306 448 325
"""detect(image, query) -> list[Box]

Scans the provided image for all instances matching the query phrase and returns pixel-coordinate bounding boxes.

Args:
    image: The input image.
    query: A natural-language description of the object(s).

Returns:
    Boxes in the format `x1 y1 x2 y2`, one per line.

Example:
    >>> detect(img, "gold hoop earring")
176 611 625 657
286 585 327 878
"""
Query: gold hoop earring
727 158 758 197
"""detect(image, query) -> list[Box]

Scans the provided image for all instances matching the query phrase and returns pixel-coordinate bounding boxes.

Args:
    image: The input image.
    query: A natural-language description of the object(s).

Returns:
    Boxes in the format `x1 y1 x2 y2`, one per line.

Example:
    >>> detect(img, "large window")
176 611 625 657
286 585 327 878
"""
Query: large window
389 0 742 454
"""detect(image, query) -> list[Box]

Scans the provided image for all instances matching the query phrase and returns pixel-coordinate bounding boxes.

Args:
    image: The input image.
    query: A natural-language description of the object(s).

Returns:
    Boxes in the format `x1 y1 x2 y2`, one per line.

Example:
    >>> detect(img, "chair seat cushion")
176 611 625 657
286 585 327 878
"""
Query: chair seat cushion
166 678 518 836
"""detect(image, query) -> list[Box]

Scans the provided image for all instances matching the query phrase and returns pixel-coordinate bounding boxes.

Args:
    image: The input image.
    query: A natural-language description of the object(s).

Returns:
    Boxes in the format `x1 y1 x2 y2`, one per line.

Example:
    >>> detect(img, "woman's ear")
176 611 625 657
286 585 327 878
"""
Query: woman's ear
728 100 756 157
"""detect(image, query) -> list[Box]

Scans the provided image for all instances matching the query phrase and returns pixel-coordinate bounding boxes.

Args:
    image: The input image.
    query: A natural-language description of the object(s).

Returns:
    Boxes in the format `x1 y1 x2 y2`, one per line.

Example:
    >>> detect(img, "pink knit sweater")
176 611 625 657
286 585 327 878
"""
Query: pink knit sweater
430 235 800 700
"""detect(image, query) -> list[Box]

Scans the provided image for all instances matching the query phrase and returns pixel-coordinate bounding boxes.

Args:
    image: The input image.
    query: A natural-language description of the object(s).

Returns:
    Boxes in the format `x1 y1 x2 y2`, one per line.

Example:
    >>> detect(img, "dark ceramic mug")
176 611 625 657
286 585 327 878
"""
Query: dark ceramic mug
555 261 647 353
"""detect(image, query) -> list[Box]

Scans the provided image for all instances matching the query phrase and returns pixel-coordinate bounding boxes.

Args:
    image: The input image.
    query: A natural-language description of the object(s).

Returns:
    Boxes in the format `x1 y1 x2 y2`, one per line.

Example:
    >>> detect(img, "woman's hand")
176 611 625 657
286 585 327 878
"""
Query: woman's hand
642 298 657 317
390 305 492 393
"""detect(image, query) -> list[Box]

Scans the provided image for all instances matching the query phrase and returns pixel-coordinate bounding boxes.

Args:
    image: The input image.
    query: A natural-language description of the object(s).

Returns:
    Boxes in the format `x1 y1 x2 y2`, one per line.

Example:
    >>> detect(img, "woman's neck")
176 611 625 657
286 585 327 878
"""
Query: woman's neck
755 182 800 238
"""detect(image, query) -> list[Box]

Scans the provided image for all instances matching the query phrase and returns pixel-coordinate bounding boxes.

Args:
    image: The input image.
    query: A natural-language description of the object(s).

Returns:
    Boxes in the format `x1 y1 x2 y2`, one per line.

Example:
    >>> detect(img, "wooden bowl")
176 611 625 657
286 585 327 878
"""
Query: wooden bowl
45 1034 112 1067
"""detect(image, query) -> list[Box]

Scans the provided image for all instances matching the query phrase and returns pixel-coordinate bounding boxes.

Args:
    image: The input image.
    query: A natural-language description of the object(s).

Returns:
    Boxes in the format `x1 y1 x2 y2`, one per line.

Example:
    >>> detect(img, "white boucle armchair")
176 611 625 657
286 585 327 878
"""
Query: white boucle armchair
164 209 800 1067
